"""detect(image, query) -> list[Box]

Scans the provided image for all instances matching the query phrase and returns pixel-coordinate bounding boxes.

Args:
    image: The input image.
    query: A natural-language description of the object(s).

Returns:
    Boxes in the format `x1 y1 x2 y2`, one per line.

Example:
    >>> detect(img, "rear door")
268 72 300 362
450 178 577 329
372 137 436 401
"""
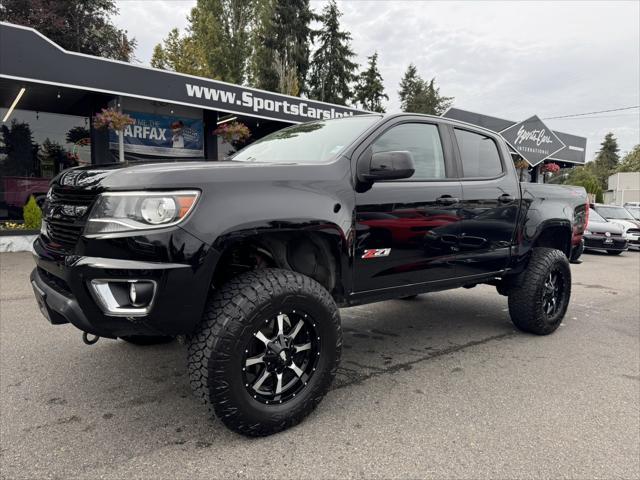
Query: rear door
451 126 520 276
354 118 463 292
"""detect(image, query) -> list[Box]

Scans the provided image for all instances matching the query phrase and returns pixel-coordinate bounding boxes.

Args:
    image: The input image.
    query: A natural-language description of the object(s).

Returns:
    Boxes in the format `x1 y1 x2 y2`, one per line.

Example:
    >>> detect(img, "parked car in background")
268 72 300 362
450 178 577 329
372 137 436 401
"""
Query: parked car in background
583 208 628 255
591 204 640 250
623 203 640 221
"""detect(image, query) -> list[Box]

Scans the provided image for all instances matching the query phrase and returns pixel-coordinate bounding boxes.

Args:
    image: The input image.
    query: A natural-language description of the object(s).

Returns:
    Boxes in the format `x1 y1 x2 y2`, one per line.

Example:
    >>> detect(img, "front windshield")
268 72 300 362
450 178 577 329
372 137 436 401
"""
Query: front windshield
626 206 640 220
596 206 635 220
589 208 606 223
232 115 381 164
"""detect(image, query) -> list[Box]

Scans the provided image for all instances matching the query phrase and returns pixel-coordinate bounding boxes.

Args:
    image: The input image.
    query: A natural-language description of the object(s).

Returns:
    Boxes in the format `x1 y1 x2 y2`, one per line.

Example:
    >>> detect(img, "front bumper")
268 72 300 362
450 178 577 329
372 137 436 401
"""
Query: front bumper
31 232 217 338
584 235 628 252
625 234 640 249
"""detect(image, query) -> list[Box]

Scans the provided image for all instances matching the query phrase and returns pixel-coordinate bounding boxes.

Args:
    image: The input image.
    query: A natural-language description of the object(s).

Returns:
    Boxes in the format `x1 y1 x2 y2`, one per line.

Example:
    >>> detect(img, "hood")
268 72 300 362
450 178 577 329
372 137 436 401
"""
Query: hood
53 160 339 191
606 219 639 231
586 220 624 235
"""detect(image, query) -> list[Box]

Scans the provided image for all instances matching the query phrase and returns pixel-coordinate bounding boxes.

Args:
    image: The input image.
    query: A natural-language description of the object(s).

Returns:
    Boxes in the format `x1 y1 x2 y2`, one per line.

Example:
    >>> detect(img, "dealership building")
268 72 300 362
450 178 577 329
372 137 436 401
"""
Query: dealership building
1 21 587 223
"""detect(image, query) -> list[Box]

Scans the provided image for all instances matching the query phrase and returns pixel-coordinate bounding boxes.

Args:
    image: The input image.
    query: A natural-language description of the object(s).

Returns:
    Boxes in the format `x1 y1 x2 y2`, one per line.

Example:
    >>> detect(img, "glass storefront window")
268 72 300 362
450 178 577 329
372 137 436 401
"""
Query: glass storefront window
0 109 91 220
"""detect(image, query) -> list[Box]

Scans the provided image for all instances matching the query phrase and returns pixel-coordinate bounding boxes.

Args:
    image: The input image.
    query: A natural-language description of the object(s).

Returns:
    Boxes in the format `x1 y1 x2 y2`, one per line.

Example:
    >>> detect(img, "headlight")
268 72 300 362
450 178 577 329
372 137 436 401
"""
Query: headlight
84 190 199 236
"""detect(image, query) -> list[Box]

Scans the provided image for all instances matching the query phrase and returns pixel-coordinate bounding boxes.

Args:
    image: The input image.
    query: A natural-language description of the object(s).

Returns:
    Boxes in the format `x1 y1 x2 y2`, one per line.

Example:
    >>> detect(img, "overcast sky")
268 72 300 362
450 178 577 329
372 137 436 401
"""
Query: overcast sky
115 0 640 161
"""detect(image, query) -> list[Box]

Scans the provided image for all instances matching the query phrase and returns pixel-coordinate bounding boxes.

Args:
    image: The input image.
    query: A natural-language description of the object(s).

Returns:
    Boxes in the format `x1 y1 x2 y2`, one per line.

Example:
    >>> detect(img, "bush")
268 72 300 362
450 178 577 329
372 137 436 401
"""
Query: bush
23 195 42 230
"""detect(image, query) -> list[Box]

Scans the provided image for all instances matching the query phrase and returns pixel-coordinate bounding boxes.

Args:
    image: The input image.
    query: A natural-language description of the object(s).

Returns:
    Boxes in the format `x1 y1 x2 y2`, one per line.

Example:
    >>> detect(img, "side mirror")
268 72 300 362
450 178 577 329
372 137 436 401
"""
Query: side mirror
359 150 415 182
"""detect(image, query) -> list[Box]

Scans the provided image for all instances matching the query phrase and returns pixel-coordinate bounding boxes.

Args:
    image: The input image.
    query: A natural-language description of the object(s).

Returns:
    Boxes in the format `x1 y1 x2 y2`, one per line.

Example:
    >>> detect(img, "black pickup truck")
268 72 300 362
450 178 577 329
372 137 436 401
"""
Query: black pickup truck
31 113 588 436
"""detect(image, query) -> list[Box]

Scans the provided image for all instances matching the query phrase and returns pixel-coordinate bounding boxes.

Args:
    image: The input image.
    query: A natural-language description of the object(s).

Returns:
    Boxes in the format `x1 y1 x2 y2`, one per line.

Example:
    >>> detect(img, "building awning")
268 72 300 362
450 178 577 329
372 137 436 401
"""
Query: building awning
0 22 366 125
443 107 587 166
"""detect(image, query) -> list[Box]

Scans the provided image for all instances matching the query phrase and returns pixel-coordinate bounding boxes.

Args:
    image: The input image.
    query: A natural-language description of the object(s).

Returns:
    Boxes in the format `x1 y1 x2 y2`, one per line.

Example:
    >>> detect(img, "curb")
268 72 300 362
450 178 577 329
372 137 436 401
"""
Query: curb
0 234 37 253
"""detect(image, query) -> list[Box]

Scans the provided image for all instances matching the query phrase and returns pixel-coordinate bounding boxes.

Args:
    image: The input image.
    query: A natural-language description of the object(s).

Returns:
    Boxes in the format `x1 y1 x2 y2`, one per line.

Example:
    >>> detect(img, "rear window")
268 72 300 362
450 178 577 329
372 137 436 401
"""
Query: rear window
454 129 503 178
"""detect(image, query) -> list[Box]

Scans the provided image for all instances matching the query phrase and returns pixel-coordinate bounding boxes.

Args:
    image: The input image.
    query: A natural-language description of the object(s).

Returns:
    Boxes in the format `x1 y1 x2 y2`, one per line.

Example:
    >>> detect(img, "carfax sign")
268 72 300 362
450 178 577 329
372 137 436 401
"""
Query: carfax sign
108 111 204 157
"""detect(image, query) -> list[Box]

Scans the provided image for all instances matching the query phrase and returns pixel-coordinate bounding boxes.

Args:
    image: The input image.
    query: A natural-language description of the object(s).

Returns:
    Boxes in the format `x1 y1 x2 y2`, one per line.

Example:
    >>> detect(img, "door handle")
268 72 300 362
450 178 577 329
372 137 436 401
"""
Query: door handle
498 194 514 203
436 195 459 205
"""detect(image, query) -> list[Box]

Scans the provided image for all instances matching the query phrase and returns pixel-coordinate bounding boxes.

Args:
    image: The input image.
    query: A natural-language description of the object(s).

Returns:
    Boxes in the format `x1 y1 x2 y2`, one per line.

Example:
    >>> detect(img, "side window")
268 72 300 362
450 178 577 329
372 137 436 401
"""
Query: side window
371 123 446 180
454 128 503 178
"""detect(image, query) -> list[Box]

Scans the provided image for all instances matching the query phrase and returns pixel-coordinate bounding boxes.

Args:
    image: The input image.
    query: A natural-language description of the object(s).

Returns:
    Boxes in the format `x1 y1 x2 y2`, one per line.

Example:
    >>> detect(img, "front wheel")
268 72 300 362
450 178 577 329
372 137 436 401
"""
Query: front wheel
507 248 571 335
187 268 341 437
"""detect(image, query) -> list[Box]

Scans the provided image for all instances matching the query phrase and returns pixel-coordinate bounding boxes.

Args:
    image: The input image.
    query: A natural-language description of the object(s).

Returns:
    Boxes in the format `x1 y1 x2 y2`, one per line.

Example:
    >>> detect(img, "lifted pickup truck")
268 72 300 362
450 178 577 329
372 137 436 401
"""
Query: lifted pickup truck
31 114 587 436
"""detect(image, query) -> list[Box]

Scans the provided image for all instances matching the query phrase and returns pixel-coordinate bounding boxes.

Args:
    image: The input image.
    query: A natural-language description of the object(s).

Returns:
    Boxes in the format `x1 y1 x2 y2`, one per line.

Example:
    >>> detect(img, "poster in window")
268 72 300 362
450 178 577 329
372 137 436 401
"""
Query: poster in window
108 111 204 157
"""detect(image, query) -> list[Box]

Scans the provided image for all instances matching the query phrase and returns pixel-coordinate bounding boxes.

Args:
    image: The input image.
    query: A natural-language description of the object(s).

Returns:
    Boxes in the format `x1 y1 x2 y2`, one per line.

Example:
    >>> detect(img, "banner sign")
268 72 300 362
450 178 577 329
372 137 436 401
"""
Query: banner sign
108 111 204 157
1 23 366 124
499 115 565 166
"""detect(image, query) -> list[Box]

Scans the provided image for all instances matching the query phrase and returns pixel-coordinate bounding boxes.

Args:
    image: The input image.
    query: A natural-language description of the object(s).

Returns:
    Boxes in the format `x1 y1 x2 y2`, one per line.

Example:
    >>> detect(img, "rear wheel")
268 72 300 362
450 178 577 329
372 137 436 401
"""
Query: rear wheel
120 335 174 345
606 250 623 255
507 248 571 335
187 268 341 437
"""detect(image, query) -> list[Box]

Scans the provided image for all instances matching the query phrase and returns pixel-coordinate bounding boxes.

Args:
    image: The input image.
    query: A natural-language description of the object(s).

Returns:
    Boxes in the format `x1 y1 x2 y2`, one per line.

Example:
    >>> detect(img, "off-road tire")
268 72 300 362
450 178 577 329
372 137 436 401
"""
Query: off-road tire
120 335 174 345
187 268 341 437
508 247 571 335
606 250 623 255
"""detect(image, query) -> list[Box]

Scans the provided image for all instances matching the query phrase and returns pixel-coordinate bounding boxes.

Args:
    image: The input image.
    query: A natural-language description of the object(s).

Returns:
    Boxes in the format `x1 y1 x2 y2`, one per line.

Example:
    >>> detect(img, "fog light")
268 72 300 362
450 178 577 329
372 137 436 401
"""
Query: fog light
89 279 157 317
129 281 154 307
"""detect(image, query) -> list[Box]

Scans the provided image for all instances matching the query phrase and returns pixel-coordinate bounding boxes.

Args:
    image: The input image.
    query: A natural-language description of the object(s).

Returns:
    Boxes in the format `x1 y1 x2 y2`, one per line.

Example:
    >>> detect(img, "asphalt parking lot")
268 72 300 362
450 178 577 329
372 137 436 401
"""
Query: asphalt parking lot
1 250 639 479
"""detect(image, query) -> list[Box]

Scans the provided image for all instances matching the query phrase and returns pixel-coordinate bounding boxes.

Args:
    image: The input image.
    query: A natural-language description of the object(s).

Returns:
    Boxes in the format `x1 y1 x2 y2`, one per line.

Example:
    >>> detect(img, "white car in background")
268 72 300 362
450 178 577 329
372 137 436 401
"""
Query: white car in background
624 202 640 221
591 204 640 250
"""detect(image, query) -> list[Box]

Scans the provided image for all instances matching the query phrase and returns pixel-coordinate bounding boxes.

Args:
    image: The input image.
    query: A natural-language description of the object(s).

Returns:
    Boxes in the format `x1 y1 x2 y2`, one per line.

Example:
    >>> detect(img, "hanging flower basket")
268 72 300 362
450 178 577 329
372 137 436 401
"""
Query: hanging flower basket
93 108 134 131
541 162 560 174
214 121 251 144
514 159 530 171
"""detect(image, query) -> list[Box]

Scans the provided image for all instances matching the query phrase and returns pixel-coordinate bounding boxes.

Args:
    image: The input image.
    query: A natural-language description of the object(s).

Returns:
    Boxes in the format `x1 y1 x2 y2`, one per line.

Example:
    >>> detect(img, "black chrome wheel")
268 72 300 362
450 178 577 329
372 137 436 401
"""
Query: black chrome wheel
542 270 563 317
187 268 341 436
242 311 319 404
508 247 572 335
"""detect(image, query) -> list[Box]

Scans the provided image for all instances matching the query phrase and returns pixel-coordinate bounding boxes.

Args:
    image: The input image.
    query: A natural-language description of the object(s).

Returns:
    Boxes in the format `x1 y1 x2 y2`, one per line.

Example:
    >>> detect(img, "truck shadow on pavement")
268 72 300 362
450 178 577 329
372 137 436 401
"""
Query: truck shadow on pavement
26 288 517 446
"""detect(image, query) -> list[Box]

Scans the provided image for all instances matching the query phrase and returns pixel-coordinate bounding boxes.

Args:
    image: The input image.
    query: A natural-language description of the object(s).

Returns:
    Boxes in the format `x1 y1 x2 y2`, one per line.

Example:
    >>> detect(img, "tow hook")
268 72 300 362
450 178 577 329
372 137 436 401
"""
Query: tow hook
82 332 100 345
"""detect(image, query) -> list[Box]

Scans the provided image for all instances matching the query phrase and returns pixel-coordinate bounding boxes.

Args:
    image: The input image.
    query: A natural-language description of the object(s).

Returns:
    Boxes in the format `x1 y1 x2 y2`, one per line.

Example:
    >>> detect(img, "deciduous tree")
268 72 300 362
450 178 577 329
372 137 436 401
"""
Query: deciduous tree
250 0 313 95
0 0 136 61
188 0 255 84
616 144 640 172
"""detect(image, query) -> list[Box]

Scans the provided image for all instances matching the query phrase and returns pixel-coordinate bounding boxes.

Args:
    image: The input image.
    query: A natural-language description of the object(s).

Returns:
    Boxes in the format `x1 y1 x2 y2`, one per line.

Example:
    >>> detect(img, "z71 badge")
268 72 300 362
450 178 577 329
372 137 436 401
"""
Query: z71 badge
362 248 391 259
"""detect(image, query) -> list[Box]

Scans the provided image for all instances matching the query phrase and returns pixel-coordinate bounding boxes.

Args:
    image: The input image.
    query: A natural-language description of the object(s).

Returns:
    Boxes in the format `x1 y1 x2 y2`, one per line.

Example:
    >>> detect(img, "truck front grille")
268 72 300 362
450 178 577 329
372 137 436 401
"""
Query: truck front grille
44 187 98 251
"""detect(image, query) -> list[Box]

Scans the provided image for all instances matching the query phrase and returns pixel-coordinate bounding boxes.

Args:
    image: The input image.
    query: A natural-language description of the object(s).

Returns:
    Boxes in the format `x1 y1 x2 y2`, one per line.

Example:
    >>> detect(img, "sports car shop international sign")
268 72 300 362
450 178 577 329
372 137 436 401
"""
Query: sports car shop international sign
500 115 565 166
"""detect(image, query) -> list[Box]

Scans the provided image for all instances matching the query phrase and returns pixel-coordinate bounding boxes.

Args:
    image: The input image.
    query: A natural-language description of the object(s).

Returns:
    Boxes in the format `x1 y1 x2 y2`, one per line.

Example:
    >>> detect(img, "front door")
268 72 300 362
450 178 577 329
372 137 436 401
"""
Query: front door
354 120 463 292
451 127 520 276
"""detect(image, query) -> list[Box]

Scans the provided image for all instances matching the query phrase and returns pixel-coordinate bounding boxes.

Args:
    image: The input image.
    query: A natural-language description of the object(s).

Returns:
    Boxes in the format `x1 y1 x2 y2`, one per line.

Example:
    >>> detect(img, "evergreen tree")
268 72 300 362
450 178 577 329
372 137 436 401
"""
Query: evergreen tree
307 0 357 105
594 133 620 171
188 0 255 84
398 64 421 112
590 132 621 188
398 64 453 115
0 0 136 61
353 52 388 112
250 0 314 95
